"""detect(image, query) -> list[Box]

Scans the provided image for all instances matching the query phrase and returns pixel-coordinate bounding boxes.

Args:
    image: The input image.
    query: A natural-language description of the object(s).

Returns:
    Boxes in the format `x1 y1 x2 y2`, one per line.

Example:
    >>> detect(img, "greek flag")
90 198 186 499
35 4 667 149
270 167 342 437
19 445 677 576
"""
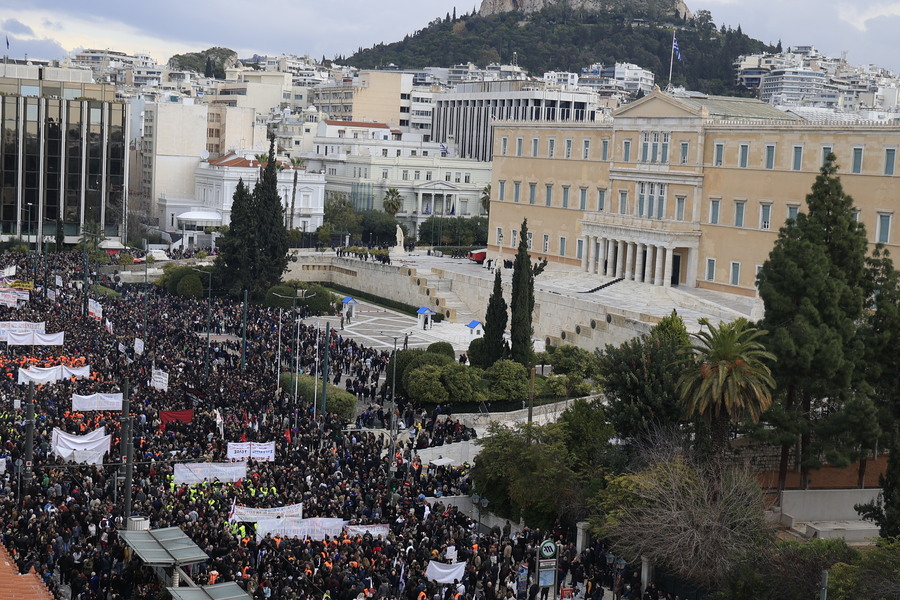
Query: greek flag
673 36 682 62
439 143 450 155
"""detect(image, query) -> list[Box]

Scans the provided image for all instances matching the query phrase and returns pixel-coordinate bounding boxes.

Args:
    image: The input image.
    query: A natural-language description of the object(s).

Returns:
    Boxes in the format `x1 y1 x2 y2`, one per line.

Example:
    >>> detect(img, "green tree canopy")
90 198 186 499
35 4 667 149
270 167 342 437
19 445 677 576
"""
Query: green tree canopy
383 187 403 216
480 269 508 367
510 218 546 367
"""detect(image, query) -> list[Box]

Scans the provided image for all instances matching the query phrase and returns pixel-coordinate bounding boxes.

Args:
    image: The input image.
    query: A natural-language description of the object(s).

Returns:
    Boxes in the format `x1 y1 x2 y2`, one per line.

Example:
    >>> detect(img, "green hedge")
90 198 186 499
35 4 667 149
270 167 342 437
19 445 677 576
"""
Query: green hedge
317 283 444 322
279 373 356 421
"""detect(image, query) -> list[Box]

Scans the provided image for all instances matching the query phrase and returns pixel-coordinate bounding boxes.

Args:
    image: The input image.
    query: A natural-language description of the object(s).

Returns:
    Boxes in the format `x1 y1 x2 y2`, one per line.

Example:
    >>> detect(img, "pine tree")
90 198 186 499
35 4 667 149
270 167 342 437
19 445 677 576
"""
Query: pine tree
214 178 257 296
757 154 870 489
251 135 290 299
482 269 508 366
509 219 546 367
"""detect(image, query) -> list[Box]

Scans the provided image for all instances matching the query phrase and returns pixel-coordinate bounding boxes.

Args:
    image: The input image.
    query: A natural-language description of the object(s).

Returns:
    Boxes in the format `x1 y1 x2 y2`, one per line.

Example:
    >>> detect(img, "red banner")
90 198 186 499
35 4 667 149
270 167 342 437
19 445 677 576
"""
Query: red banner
160 409 194 424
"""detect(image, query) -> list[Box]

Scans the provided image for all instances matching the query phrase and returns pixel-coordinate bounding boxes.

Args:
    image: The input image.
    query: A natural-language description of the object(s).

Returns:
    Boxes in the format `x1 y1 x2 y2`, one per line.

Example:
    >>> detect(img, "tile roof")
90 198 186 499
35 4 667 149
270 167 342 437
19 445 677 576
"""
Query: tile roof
677 94 801 121
0 543 53 600
323 120 390 128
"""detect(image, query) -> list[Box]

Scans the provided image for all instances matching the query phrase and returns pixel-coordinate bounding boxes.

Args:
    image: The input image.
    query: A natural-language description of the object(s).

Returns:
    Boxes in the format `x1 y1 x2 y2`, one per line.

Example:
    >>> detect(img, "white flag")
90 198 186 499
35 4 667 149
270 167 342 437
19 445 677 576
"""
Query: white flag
134 338 144 355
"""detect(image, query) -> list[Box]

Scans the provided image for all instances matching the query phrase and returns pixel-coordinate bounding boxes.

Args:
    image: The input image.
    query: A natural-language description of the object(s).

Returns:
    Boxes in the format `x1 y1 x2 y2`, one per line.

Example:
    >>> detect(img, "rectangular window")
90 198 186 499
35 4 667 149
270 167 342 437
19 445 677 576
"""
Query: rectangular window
680 141 689 165
545 184 553 207
765 144 775 169
498 180 506 202
601 139 609 161
598 189 606 211
638 183 646 217
651 132 660 163
514 182 521 203
623 140 631 162
529 183 536 205
496 227 503 245
532 137 539 157
382 169 389 179
787 205 799 222
885 148 896 175
706 258 716 281
426 170 432 180
661 133 669 163
527 231 534 250
676 196 686 221
414 170 421 180
760 204 771 230
511 230 518 248
548 138 556 158
445 172 451 181
542 234 550 253
402 170 409 181
455 172 461 183
516 137 523 157
730 262 741 286
822 146 833 165
583 139 590 160
576 239 584 259
562 186 570 208
852 147 863 173
714 143 724 167
641 132 650 163
565 139 572 159
739 144 749 168
657 184 666 219
619 190 628 214
501 137 508 156
878 213 892 243
734 201 745 227
464 173 471 183
559 237 567 256
579 188 587 210
710 199 720 224
792 146 803 171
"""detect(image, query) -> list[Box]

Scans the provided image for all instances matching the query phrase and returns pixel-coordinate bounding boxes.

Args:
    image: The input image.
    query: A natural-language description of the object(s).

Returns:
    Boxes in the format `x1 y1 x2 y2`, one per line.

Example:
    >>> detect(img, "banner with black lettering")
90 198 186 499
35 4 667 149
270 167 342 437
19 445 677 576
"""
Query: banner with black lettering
173 462 246 485
72 393 123 411
227 441 275 462
229 502 304 523
255 517 346 542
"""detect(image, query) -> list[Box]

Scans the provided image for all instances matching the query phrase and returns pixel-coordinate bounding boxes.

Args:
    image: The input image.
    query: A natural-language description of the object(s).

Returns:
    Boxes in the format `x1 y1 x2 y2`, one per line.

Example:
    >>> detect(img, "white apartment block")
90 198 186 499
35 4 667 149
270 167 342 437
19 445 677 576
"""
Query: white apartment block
432 80 602 161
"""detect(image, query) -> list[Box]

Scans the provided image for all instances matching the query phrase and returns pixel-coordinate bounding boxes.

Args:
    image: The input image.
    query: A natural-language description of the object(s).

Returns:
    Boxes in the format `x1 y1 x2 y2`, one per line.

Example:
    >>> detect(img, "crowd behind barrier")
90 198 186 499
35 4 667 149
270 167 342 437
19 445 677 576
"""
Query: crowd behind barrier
0 251 679 600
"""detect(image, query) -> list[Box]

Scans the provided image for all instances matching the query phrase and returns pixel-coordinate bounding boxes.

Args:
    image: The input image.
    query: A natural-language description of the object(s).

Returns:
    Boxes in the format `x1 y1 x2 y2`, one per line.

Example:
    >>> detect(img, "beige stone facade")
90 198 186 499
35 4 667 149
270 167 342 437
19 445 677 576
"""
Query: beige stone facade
488 90 900 298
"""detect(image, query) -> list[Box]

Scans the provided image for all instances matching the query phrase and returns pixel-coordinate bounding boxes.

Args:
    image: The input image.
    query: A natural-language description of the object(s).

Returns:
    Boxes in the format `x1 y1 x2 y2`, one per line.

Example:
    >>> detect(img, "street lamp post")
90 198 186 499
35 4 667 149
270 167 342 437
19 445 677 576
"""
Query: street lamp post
273 290 308 408
190 268 213 381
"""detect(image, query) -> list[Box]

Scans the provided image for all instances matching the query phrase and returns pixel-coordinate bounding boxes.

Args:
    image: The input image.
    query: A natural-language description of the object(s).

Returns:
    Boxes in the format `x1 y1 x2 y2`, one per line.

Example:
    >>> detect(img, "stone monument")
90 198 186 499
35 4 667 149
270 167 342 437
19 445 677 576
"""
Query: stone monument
391 224 406 257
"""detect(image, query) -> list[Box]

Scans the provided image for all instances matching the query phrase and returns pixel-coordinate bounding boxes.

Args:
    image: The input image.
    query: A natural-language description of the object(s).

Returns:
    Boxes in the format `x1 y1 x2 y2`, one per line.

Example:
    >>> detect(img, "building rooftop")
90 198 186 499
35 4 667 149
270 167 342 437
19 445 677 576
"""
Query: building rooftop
675 93 802 121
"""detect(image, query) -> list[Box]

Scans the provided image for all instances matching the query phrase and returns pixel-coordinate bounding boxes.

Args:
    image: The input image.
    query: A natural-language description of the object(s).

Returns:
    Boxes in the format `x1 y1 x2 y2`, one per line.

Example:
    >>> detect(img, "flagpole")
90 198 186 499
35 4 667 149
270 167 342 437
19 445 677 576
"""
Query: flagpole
668 29 676 87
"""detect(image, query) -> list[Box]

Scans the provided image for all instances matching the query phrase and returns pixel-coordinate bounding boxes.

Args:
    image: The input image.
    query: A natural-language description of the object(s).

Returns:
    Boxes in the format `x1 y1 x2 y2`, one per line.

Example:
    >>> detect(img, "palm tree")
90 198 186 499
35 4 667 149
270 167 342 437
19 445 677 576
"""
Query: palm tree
678 317 776 461
383 188 402 216
288 157 306 230
253 153 267 179
480 184 491 215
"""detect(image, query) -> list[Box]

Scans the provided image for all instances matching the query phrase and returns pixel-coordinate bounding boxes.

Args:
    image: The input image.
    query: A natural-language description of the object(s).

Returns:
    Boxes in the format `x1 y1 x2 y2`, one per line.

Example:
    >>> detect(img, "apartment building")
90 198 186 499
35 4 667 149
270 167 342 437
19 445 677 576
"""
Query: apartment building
0 64 127 243
489 89 899 298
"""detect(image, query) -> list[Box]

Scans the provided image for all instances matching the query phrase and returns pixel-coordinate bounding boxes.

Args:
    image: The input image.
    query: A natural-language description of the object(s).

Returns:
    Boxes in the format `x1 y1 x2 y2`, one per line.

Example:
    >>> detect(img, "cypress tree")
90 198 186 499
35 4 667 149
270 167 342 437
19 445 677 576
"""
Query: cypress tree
215 178 257 296
509 219 546 367
482 269 508 366
251 135 290 299
757 154 871 489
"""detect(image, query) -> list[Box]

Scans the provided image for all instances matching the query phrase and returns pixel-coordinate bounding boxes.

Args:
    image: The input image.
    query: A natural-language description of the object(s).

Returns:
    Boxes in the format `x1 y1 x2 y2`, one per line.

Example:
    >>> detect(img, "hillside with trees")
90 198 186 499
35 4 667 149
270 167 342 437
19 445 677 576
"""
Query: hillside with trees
168 46 238 79
343 5 776 95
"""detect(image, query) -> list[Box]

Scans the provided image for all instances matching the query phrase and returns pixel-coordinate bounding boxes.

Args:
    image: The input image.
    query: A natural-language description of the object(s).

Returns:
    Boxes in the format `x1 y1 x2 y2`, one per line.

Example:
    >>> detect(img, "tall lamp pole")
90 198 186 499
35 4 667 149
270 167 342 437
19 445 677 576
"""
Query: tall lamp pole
191 268 213 381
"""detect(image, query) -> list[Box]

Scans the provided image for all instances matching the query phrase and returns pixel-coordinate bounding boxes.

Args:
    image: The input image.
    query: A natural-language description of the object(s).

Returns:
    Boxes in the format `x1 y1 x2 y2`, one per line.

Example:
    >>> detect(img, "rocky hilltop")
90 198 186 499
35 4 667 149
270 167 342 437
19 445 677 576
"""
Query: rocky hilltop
478 0 692 20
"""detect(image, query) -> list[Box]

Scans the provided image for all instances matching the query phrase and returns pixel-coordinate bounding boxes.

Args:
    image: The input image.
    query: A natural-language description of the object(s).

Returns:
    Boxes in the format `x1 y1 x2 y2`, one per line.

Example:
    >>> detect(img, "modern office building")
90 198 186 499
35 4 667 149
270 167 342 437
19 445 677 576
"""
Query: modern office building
488 89 899 298
0 64 128 244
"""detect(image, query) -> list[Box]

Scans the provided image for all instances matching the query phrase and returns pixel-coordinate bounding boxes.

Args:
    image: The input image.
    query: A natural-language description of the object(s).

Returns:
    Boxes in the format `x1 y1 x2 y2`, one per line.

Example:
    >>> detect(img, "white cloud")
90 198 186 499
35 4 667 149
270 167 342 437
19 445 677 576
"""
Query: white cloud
838 2 900 31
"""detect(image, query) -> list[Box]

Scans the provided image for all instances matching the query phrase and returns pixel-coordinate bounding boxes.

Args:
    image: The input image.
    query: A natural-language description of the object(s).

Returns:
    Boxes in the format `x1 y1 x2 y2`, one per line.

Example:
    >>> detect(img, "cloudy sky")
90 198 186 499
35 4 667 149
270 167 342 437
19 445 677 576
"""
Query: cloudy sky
1 0 899 72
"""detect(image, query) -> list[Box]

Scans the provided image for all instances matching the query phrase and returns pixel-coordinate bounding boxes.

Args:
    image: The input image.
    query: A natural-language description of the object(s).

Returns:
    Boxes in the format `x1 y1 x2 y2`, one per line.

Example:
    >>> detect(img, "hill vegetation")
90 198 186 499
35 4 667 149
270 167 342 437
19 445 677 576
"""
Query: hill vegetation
168 46 238 79
343 5 776 95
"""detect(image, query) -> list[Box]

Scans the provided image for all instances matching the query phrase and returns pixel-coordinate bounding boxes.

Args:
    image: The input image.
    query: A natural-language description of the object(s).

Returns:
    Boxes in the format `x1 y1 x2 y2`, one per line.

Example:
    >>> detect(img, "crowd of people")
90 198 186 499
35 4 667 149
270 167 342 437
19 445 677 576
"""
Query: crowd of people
0 250 681 600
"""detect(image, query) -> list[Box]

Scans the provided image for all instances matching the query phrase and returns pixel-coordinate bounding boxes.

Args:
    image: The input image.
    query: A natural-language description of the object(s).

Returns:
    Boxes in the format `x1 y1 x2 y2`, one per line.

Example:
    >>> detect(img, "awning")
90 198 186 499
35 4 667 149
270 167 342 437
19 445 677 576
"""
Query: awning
118 526 209 567
167 582 252 600
466 320 482 329
430 457 454 466
176 211 222 227
341 296 359 305
417 307 436 315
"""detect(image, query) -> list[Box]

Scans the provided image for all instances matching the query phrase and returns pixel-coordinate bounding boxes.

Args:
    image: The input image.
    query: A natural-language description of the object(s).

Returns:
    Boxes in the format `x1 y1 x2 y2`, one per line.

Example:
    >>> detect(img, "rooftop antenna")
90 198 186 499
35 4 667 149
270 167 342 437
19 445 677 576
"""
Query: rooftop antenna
512 52 518 67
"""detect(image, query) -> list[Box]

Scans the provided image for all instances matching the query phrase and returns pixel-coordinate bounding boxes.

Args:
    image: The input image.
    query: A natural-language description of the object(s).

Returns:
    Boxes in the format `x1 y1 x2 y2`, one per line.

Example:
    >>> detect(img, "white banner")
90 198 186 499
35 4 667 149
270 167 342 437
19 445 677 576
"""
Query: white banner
51 427 111 463
227 441 276 462
173 462 246 485
345 524 391 539
0 320 44 340
229 502 304 523
18 364 91 385
255 517 346 542
72 393 123 411
134 338 144 355
52 426 106 446
53 447 107 464
0 292 17 308
3 266 16 278
6 331 64 346
55 275 63 287
47 289 57 301
425 561 468 584
151 368 169 391
88 299 102 321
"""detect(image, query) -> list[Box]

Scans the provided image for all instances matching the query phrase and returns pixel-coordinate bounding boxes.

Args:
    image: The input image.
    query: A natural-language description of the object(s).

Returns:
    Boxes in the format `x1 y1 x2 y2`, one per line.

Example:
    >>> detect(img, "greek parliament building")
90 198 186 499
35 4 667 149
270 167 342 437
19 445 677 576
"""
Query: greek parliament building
488 89 900 298
0 63 128 245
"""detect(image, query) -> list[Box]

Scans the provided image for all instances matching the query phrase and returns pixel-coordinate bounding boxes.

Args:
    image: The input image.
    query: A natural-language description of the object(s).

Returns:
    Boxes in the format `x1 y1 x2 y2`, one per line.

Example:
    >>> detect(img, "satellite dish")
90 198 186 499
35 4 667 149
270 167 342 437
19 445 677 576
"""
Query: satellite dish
200 150 210 160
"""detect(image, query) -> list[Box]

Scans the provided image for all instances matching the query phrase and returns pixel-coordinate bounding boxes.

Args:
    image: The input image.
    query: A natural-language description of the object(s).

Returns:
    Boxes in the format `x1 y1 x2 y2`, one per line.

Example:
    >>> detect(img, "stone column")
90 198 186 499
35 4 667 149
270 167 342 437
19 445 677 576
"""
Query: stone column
663 247 675 288
605 238 616 277
589 237 599 274
654 245 665 286
686 247 699 287
644 245 655 284
624 242 635 280
417 191 423 216
634 243 645 283
582 235 591 271
615 240 626 278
